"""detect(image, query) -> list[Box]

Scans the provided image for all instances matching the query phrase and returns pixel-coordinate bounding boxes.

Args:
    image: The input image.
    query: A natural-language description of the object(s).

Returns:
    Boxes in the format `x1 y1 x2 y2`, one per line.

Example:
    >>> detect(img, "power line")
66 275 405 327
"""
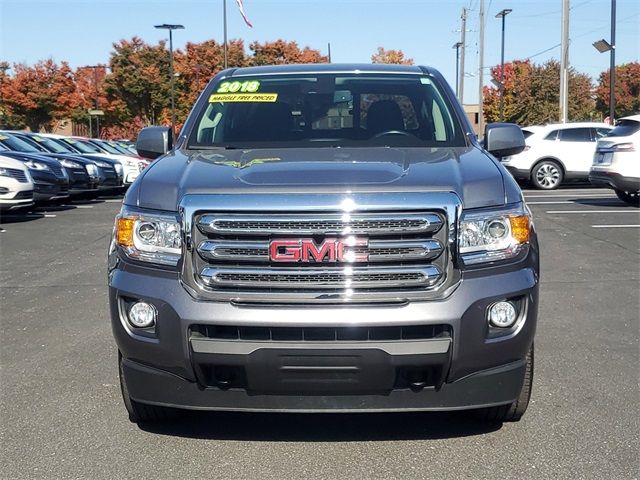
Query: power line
525 43 561 61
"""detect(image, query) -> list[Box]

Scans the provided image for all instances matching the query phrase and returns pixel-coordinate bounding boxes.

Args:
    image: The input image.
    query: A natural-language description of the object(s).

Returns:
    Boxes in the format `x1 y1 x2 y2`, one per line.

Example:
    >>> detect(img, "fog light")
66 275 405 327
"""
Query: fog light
128 302 156 328
488 301 517 328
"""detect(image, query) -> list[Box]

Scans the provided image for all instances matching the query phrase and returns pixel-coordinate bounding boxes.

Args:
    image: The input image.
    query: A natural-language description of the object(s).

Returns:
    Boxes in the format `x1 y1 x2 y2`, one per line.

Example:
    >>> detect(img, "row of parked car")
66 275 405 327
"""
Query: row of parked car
500 115 640 205
0 131 149 211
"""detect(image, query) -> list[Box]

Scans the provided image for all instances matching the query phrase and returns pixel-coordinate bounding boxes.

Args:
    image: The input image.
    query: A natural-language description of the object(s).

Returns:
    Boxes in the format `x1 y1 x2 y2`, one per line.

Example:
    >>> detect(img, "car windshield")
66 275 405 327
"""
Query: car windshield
607 120 640 137
63 138 100 153
0 133 41 153
188 74 465 149
27 135 72 153
92 140 121 154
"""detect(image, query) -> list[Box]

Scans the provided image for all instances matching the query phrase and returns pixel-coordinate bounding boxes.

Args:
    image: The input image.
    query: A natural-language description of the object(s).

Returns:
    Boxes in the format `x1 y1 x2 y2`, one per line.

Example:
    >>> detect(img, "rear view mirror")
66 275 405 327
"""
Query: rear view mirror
333 90 353 103
484 123 525 158
136 126 172 159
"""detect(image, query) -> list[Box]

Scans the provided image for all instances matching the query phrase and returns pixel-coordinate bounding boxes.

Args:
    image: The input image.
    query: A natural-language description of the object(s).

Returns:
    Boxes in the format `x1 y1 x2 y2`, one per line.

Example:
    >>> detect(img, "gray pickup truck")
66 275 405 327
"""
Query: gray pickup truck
109 64 539 424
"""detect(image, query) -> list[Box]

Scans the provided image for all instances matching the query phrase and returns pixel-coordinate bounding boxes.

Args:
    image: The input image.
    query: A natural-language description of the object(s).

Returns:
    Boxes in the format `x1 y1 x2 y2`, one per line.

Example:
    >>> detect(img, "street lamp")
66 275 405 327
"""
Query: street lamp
452 42 463 98
592 0 616 125
154 23 184 137
495 8 512 122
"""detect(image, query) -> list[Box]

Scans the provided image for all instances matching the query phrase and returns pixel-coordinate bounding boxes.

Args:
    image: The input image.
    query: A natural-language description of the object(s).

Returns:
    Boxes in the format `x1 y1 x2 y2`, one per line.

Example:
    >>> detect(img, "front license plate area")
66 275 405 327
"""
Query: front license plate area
246 348 395 395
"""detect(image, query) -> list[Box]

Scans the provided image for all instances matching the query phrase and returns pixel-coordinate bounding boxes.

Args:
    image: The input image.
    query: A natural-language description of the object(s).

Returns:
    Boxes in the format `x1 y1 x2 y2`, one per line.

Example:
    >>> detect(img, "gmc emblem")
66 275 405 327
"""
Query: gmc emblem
269 238 369 263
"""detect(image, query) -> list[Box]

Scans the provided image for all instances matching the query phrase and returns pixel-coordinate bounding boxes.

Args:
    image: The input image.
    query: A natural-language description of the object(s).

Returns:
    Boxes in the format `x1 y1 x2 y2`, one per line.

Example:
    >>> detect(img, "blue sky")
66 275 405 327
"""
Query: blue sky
1 0 638 103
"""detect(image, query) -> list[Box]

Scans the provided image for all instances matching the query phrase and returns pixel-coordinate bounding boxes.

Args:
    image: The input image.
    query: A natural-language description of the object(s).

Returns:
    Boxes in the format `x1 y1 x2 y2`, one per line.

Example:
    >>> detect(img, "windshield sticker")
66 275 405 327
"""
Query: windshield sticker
33 136 44 141
217 80 261 93
0 135 8 140
209 93 278 103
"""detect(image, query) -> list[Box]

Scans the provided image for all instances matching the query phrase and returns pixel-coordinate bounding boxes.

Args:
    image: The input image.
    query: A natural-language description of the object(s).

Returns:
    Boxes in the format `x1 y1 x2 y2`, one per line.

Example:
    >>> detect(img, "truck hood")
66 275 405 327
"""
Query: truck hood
129 147 512 211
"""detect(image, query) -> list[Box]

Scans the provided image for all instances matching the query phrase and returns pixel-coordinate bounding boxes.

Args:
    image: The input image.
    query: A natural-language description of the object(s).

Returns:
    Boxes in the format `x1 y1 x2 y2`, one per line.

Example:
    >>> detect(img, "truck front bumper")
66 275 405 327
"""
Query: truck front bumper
109 252 539 412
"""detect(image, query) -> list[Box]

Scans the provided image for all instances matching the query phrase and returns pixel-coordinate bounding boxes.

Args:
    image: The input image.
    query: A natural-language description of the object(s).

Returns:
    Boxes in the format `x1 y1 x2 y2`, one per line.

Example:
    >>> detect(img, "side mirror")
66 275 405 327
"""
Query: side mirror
136 126 172 160
484 123 525 158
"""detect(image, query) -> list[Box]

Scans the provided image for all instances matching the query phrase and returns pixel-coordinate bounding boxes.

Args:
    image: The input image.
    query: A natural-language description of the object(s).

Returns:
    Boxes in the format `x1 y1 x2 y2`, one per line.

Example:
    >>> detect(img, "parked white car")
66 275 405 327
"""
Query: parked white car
501 122 613 189
589 114 640 206
0 154 35 210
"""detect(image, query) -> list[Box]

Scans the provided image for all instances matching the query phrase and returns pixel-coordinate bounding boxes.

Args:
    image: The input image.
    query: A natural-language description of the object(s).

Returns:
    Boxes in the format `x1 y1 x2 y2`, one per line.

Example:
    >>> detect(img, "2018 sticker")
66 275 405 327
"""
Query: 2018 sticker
217 80 261 93
209 93 278 103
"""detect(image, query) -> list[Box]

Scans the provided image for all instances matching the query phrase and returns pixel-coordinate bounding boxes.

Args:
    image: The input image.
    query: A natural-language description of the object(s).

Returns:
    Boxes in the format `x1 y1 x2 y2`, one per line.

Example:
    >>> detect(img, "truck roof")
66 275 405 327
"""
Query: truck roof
227 63 431 77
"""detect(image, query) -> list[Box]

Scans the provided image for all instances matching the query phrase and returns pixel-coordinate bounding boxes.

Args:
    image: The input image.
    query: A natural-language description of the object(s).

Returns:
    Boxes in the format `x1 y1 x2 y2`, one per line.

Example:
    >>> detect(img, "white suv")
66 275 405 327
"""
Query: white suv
0 154 34 210
589 115 640 206
501 122 613 189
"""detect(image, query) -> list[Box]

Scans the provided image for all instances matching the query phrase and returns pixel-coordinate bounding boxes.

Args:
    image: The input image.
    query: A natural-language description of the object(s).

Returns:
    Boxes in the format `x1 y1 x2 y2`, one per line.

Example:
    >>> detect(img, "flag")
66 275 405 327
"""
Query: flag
236 0 253 28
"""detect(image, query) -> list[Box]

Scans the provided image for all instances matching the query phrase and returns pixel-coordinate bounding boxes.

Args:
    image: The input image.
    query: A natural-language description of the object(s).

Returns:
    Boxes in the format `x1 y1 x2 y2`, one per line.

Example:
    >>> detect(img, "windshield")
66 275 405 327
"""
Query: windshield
91 140 120 154
608 120 640 137
0 133 41 152
188 74 465 149
27 135 72 153
63 138 100 153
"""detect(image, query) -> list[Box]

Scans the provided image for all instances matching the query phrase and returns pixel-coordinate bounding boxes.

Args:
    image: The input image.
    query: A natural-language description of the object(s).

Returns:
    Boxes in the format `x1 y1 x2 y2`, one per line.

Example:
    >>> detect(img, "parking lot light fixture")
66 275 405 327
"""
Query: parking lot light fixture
154 23 185 139
495 8 512 122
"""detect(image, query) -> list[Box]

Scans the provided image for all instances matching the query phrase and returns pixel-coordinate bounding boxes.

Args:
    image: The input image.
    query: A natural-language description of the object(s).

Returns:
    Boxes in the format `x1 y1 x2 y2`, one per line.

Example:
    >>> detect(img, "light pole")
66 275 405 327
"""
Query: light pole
155 23 184 137
495 8 512 122
593 0 616 124
452 42 463 98
79 65 107 137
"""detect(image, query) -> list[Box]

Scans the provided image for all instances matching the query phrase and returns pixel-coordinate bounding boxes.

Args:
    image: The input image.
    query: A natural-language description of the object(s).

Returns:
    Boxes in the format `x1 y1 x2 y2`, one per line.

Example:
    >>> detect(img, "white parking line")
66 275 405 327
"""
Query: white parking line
75 205 94 209
592 225 640 228
527 200 621 205
105 199 122 203
43 214 56 218
546 210 639 214
524 194 616 198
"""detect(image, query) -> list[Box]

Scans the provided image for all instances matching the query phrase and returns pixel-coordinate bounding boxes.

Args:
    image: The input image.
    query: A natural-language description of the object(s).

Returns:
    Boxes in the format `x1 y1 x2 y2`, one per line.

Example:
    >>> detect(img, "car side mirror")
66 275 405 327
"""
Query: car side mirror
136 126 172 160
484 123 525 158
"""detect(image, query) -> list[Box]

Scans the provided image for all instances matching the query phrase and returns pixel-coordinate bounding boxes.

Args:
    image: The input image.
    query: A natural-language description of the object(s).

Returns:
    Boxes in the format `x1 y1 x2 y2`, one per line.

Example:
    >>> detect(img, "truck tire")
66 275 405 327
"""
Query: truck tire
531 160 563 189
614 189 640 207
476 344 534 423
118 352 178 423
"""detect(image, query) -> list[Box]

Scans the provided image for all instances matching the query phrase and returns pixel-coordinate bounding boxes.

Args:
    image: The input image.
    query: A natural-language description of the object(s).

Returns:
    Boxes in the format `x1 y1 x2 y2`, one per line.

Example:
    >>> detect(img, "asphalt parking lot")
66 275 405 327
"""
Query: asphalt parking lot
1 186 638 480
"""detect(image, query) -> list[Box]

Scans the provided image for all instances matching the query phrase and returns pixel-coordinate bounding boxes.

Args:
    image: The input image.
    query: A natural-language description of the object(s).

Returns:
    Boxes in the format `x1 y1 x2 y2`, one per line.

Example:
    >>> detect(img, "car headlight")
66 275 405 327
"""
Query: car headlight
60 159 82 168
114 207 182 266
459 203 532 266
24 160 51 171
124 160 137 167
0 167 9 177
85 163 98 175
93 160 110 168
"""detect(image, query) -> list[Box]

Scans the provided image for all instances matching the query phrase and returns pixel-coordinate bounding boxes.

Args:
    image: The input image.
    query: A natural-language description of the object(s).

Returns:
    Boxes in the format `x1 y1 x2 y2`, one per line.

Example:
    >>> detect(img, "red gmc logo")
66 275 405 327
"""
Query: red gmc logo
269 238 369 263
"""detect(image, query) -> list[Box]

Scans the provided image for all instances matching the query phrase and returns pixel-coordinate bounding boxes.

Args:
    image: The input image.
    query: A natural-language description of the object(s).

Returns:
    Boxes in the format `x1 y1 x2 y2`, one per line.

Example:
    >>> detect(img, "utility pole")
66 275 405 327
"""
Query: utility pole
80 65 105 137
496 9 512 122
459 8 467 104
452 42 463 98
609 0 616 124
155 24 184 138
223 0 228 68
478 0 485 133
559 0 570 123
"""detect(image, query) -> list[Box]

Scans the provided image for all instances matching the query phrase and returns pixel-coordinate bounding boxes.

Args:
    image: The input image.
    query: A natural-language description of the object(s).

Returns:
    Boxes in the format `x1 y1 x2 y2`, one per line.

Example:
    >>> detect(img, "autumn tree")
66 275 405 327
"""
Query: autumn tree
483 59 595 125
595 62 640 119
103 37 173 126
174 39 248 121
371 47 414 65
0 59 77 131
249 40 329 65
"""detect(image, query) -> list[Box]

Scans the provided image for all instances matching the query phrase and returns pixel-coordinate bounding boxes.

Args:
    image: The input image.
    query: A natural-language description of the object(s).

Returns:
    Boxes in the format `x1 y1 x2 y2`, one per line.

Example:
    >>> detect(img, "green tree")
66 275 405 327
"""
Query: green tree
103 37 173 126
595 62 640 119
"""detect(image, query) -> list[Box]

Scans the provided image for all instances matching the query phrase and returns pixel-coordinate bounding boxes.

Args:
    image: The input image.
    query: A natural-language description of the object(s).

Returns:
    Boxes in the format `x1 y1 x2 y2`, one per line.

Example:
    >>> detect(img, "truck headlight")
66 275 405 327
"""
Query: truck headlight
115 207 181 266
459 204 531 265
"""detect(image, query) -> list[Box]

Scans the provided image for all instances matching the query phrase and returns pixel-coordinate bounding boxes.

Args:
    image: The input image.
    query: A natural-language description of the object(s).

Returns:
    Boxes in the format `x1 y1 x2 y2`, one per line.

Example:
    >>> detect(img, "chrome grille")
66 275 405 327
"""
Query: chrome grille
180 192 460 303
198 213 443 236
2 167 28 183
200 266 442 289
197 239 443 263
